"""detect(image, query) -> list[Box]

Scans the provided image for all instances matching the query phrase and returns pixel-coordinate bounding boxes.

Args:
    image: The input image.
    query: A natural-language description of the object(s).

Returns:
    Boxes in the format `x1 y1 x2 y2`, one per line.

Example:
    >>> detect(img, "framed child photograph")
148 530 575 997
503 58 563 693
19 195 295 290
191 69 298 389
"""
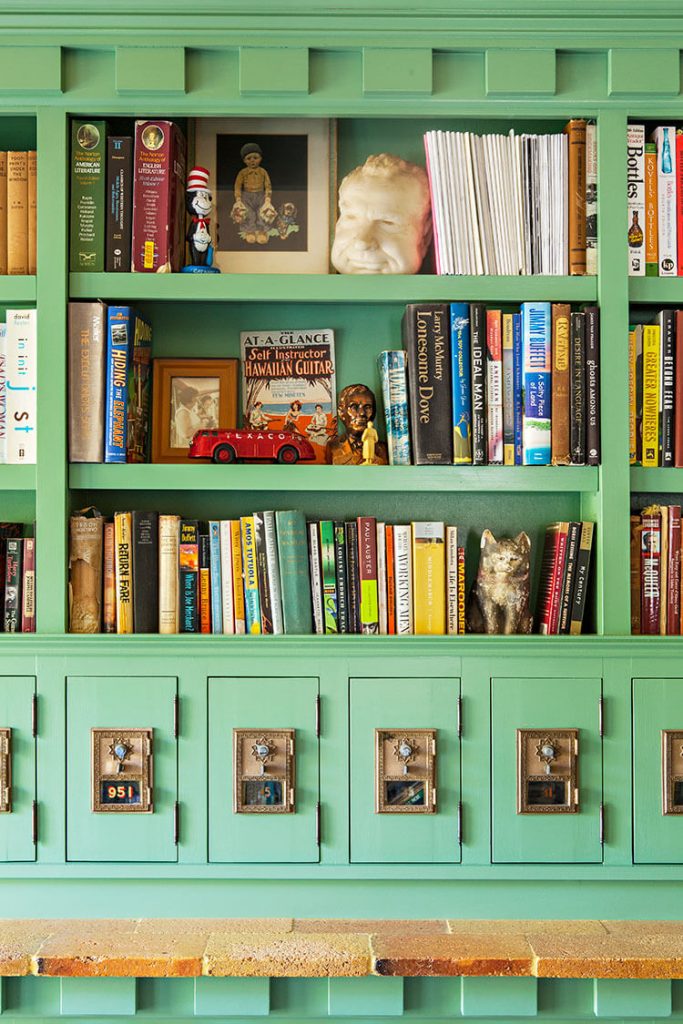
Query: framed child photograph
151 358 238 464
194 117 336 274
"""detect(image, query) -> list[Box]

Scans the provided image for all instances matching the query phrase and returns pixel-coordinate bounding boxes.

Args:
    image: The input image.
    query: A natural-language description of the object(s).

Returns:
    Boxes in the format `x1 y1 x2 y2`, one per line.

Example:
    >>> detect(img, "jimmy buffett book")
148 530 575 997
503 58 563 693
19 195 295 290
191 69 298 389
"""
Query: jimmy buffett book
240 327 336 464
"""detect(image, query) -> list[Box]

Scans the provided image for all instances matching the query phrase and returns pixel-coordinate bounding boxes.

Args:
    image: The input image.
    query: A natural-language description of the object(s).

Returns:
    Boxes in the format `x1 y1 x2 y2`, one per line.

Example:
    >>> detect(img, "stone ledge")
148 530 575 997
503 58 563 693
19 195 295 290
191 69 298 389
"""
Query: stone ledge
1 920 683 978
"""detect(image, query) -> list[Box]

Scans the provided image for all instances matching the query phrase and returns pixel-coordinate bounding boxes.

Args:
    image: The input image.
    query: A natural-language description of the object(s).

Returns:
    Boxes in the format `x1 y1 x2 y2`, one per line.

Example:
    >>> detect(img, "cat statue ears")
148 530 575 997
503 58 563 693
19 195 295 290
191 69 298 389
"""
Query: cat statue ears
480 529 531 551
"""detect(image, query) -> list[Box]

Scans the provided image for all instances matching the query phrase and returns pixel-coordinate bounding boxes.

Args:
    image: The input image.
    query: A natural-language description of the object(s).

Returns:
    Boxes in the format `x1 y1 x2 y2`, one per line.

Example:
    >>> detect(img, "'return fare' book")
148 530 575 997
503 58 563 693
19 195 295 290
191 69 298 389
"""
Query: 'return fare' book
521 301 551 465
240 328 336 464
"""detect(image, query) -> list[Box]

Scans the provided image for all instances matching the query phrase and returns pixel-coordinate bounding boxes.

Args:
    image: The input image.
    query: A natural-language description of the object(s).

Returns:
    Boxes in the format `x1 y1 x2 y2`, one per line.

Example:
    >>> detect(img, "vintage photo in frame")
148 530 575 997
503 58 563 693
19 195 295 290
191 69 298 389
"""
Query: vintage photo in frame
194 118 335 274
151 357 238 464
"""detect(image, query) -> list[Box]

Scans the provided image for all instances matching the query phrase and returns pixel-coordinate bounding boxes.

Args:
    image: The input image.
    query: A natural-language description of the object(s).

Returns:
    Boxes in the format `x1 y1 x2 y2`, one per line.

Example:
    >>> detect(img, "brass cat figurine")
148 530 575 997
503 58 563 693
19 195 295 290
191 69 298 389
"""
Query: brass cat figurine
466 530 532 635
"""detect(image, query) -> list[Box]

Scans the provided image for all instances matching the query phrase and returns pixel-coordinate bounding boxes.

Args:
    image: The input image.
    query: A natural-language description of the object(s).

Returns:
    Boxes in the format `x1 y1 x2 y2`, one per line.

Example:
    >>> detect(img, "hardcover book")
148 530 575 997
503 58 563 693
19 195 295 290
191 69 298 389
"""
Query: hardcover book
402 303 452 465
570 312 586 466
449 303 472 465
485 309 503 465
521 301 551 465
68 510 102 634
219 520 235 635
551 303 571 465
584 306 601 467
0 153 6 274
307 520 324 635
470 302 487 466
114 510 133 634
393 524 413 635
132 510 158 634
21 536 35 633
5 309 37 465
4 537 22 633
240 515 261 635
158 513 180 635
179 519 199 633
68 300 107 463
126 313 152 463
569 521 594 635
262 510 284 635
653 126 677 277
334 521 349 634
659 310 675 468
106 136 133 273
502 313 514 466
70 120 107 272
132 120 186 273
103 520 115 634
320 519 338 634
252 512 273 635
378 350 411 466
240 327 336 464
641 324 660 467
627 124 646 276
7 151 27 276
645 142 659 277
275 510 312 636
104 306 132 464
230 519 246 634
357 516 379 634
564 118 587 275
345 520 361 634
412 521 445 636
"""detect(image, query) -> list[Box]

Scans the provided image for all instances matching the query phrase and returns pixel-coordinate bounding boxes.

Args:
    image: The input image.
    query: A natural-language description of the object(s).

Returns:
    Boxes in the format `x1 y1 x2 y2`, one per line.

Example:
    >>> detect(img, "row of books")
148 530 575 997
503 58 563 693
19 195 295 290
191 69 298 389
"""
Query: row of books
397 302 600 467
70 119 186 274
629 311 683 467
0 152 37 275
0 526 35 633
536 521 594 635
424 120 596 277
68 509 467 636
0 310 37 465
627 124 683 277
68 302 151 464
631 505 682 635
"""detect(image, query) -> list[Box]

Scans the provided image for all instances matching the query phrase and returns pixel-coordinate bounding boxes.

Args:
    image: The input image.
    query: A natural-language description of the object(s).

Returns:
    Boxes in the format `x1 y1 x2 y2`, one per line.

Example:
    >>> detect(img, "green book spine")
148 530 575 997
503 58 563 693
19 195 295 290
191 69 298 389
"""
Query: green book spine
319 519 338 634
70 119 107 272
275 510 312 635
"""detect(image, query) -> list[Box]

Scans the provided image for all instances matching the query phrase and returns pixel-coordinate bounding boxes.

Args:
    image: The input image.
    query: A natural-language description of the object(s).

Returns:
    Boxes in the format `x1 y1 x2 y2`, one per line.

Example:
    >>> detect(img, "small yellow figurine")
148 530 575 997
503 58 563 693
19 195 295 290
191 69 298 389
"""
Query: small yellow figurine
361 420 379 465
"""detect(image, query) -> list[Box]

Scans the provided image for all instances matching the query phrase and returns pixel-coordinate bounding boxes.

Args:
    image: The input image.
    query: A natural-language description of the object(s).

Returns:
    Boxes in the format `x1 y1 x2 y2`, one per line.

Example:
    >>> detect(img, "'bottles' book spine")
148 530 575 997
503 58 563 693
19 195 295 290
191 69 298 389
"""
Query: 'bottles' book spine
402 303 452 465
645 142 659 277
378 350 411 466
627 123 646 276
104 306 131 464
521 301 551 465
449 303 472 465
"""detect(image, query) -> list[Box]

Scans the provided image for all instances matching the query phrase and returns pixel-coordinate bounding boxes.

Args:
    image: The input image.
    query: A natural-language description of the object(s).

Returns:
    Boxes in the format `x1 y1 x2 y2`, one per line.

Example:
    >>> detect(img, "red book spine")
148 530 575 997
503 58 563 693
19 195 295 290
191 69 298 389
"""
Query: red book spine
667 507 681 634
21 537 35 633
132 121 186 273
548 525 569 635
536 527 558 634
385 525 396 635
675 312 683 467
641 509 661 635
677 133 683 276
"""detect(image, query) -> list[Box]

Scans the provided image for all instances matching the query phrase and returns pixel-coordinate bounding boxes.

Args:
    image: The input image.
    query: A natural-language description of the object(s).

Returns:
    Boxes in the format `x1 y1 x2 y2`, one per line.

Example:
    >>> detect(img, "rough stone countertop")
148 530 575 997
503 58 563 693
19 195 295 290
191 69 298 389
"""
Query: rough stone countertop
0 920 682 978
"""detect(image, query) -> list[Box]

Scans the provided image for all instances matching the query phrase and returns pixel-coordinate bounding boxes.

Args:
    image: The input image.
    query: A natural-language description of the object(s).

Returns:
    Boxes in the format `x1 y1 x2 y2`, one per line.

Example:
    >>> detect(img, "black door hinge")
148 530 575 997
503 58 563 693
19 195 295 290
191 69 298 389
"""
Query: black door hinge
315 801 321 846
31 693 37 738
315 694 321 738
173 695 180 739
174 801 180 845
32 800 38 844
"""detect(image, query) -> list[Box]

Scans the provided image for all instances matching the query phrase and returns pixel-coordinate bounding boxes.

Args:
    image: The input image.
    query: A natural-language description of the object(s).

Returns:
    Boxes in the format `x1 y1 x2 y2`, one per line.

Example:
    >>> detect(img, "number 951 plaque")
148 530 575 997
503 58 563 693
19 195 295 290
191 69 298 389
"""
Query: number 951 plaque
91 728 153 813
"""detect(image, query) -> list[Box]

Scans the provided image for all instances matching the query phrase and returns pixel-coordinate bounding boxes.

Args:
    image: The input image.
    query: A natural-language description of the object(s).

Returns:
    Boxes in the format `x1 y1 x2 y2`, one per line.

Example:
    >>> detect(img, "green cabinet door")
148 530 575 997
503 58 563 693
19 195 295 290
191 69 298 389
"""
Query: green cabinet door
0 677 35 862
633 677 683 863
209 677 320 863
66 676 178 863
492 676 603 863
350 677 461 864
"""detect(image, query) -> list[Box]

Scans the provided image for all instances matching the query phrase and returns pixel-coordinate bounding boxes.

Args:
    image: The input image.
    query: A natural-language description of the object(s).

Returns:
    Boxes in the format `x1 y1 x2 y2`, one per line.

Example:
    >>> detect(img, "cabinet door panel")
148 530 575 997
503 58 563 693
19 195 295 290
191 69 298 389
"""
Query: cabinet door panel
209 677 319 863
633 677 683 863
350 677 461 864
492 676 602 864
0 677 35 862
66 676 178 863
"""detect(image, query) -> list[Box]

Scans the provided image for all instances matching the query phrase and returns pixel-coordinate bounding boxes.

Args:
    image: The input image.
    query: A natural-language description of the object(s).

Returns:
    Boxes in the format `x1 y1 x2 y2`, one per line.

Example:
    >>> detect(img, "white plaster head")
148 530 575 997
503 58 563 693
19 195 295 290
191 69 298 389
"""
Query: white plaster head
331 153 432 275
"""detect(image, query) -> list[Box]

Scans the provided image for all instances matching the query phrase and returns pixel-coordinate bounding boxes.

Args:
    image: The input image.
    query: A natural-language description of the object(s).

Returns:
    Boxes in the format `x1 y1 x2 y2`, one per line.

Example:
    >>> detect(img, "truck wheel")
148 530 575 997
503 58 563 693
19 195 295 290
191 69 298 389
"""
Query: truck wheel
277 445 299 464
213 444 237 464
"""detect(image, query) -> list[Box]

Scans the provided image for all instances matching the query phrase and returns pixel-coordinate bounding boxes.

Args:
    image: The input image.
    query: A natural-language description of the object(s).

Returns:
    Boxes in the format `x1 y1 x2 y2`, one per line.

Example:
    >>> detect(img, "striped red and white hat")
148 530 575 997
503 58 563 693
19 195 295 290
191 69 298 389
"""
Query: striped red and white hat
187 166 210 191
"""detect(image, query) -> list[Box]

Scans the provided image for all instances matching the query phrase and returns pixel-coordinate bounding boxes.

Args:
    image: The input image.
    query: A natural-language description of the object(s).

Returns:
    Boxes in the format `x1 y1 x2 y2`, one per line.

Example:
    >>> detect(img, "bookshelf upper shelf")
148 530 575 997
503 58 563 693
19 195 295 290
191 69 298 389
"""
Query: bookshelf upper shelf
68 273 598 305
69 464 600 493
0 276 36 304
631 468 683 493
0 466 36 491
629 279 683 304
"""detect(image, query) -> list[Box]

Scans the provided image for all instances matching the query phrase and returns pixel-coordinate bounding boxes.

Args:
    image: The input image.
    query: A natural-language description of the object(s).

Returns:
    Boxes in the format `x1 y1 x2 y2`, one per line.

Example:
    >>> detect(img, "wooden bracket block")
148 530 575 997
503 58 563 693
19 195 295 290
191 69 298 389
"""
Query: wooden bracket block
0 46 62 93
116 47 186 94
60 978 137 1016
608 49 680 95
328 976 404 1016
239 48 309 95
485 49 556 95
461 977 538 1017
593 979 672 1018
194 977 270 1016
362 49 433 95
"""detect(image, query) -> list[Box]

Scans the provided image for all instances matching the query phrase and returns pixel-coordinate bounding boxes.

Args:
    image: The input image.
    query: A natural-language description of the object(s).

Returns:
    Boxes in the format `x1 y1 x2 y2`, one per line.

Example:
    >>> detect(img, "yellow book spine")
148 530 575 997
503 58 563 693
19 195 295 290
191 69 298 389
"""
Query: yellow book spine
240 516 261 635
642 324 660 467
411 522 446 635
502 314 514 466
629 328 637 464
230 519 246 634
114 511 133 634
7 151 27 275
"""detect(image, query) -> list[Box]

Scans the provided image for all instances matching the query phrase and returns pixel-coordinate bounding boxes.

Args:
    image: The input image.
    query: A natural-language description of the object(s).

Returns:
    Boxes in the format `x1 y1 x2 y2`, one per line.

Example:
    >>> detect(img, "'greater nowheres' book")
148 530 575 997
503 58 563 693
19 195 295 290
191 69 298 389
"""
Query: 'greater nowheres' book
240 328 336 464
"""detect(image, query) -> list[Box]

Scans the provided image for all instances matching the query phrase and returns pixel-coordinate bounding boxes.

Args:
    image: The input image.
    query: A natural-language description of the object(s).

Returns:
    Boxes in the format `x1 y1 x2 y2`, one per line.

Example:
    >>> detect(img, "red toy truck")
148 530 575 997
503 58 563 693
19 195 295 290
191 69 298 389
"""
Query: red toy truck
189 428 316 464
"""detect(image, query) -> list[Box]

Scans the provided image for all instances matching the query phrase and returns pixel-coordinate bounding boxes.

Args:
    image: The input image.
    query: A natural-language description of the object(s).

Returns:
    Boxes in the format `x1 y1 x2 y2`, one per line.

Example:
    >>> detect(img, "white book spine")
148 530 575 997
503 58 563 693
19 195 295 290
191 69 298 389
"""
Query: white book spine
219 520 235 634
158 514 180 635
627 124 646 275
653 126 676 276
308 521 324 635
394 524 413 635
447 526 459 635
263 510 284 635
376 522 387 635
0 324 6 464
5 308 36 464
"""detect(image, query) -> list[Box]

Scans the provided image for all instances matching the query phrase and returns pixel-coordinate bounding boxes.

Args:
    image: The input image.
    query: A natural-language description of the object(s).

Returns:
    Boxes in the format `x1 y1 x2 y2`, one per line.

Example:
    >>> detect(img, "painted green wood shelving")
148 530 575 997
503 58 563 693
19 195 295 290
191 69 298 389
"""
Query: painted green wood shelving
1 2 683 967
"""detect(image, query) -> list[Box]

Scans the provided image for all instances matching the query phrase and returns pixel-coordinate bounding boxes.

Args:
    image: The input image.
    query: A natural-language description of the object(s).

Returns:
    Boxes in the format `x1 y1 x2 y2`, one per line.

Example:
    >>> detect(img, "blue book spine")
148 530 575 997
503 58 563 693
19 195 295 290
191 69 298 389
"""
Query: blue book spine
521 302 551 465
378 350 411 465
209 521 222 634
513 312 523 465
450 303 472 464
104 305 131 464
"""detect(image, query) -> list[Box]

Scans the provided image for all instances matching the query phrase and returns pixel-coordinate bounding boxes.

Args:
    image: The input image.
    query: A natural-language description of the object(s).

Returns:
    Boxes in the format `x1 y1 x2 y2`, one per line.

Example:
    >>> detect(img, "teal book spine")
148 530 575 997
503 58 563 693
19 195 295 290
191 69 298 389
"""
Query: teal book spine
275 510 312 635
319 519 338 634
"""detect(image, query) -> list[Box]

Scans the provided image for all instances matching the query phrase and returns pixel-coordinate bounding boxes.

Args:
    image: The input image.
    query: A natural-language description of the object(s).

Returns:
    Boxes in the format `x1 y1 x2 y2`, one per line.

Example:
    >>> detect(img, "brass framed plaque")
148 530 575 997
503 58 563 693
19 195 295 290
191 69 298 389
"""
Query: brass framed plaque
233 729 295 813
661 730 683 815
91 728 153 813
517 729 579 814
375 729 436 814
0 728 11 814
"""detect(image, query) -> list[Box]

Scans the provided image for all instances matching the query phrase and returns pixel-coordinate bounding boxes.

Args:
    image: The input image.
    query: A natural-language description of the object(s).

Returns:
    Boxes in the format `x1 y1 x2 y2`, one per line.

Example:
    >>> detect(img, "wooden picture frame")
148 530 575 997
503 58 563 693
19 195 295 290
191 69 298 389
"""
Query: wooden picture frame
194 117 336 274
151 358 238 464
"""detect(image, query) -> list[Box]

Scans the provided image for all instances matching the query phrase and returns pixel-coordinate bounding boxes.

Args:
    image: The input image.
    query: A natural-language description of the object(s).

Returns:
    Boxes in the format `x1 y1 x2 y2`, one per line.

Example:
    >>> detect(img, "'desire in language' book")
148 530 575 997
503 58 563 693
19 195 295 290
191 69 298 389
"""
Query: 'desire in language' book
240 328 336 464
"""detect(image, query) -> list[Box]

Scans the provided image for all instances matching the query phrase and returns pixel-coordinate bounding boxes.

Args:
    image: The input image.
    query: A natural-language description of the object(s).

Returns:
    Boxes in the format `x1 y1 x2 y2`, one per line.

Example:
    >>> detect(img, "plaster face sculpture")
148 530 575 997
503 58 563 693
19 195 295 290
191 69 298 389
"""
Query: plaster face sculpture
331 153 432 275
325 383 388 465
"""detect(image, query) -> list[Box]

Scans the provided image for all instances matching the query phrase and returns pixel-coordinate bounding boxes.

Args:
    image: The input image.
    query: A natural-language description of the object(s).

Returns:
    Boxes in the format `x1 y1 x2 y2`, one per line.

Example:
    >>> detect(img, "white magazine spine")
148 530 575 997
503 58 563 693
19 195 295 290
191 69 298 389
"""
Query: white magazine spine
263 510 284 635
394 524 413 635
308 521 324 635
219 520 235 634
5 308 36 464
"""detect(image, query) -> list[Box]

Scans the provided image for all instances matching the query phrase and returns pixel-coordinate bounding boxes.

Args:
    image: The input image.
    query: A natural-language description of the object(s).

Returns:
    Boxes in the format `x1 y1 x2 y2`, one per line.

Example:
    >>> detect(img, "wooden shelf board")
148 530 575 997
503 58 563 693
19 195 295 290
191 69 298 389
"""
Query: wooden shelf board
69 273 598 304
631 467 683 492
0 276 37 303
629 278 683 304
69 463 599 493
0 464 36 490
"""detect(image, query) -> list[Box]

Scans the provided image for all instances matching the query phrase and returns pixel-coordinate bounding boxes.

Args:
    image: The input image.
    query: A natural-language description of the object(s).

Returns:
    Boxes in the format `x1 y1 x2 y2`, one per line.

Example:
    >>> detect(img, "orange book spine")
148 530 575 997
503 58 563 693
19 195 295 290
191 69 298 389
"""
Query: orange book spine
6 151 27 275
564 119 587 275
27 150 36 275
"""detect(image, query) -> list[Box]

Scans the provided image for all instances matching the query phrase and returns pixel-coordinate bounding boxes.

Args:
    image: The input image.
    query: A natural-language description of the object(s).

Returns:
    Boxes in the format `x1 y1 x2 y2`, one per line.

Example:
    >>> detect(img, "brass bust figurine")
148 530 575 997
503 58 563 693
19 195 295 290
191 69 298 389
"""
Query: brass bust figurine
326 383 388 466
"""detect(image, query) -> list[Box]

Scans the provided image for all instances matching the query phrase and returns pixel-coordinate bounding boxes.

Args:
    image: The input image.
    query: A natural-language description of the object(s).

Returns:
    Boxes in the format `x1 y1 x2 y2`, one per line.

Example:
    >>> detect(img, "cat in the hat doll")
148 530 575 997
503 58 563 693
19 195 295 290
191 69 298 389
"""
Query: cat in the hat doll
182 165 220 273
